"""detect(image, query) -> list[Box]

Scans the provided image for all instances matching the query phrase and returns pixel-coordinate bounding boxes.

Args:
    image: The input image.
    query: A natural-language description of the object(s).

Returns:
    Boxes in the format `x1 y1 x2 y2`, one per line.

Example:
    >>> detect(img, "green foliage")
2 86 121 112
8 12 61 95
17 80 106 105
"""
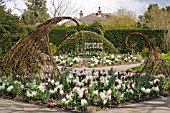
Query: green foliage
68 20 105 35
57 31 117 54
103 8 137 30
0 4 29 60
49 21 104 47
21 0 49 25
127 64 144 72
49 42 57 55
49 27 77 47
162 53 170 60
104 29 165 53
141 47 149 58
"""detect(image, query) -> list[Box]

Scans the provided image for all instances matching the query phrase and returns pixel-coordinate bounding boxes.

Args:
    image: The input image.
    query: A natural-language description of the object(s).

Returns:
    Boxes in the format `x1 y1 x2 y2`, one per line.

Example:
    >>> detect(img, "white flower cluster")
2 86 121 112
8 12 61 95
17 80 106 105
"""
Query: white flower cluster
81 99 87 106
38 83 46 93
73 57 80 63
0 83 5 90
26 90 37 97
100 90 112 104
7 85 13 92
141 87 151 94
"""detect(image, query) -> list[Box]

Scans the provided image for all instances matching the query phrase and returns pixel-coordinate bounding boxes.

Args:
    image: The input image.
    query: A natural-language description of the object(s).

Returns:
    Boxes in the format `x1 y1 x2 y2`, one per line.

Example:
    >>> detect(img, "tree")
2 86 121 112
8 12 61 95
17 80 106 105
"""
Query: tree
48 0 79 18
139 4 170 52
103 8 137 30
0 0 25 60
22 0 49 25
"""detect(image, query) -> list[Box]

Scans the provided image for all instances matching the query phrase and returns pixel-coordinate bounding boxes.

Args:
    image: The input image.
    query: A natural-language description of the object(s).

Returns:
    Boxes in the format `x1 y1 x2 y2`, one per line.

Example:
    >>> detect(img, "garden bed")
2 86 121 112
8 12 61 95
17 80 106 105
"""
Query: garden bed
0 68 169 112
54 53 143 68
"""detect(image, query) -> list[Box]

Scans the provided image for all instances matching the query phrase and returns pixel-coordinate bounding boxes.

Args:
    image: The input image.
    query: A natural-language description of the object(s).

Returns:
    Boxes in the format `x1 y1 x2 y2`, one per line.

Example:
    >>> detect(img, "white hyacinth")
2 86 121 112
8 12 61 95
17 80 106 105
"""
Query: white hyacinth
100 91 111 105
32 91 37 96
50 89 55 94
0 83 5 90
51 79 55 85
90 63 95 67
38 83 46 93
141 87 151 94
93 90 98 95
73 57 80 63
145 88 151 94
61 98 67 103
107 89 112 96
7 85 13 92
153 79 159 84
81 99 87 106
152 86 159 92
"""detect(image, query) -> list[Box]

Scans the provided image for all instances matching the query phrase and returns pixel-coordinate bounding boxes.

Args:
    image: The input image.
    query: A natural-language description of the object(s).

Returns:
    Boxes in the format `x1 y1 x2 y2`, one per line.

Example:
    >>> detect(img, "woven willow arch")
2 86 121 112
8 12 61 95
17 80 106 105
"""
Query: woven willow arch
58 31 117 54
1 17 80 78
126 32 169 75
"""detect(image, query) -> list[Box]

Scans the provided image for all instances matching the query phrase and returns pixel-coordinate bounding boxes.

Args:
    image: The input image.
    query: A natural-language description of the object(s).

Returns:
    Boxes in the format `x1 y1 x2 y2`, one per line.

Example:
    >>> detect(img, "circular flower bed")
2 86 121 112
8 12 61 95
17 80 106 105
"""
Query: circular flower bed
54 53 143 67
0 68 169 112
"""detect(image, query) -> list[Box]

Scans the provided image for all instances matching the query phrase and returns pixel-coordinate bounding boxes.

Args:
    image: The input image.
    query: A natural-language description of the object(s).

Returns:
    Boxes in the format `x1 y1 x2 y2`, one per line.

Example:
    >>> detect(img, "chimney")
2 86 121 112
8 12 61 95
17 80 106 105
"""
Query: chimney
79 10 83 19
98 7 102 17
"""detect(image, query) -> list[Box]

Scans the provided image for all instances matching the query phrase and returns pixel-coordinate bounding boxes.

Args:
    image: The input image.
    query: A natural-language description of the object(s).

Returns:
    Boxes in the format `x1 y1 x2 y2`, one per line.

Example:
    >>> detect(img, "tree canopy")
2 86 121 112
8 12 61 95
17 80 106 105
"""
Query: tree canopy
21 0 49 25
0 1 25 60
103 8 137 30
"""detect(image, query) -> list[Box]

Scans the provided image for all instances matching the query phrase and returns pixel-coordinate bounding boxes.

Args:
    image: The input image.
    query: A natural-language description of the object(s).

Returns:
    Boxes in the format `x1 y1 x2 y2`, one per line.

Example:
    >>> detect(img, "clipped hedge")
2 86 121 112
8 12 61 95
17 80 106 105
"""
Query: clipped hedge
58 31 117 54
49 22 104 47
49 26 165 53
104 29 165 53
49 28 77 46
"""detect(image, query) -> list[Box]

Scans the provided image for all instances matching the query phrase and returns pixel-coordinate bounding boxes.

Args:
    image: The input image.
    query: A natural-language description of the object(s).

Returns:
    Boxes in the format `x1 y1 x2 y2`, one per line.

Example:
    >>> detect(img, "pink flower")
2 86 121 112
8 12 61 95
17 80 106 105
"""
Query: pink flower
111 97 116 101
97 76 100 81
23 83 27 89
83 93 86 99
115 81 119 86
45 83 50 90
87 79 91 85
73 83 76 87
57 88 60 94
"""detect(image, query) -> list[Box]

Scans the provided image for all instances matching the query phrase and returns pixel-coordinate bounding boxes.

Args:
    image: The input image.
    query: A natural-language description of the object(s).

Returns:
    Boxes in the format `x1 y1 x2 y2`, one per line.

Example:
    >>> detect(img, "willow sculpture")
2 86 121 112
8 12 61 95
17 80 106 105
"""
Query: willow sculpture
126 32 169 76
0 17 80 79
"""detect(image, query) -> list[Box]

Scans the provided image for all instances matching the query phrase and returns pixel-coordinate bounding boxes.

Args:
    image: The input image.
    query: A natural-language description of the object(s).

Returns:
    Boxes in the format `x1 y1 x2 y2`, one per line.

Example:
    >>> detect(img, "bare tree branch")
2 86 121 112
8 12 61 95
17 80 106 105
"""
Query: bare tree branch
48 0 80 18
5 0 26 14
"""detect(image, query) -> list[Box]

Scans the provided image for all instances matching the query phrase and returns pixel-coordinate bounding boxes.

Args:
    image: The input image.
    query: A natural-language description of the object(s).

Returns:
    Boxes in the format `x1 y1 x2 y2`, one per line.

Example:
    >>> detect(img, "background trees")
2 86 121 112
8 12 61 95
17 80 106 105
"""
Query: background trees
21 0 49 25
139 4 170 52
0 0 26 59
103 8 137 30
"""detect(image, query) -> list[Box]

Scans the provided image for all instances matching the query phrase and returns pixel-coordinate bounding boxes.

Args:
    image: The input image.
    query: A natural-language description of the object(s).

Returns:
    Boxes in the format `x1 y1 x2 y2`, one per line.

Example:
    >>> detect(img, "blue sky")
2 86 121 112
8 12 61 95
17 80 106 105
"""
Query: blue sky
4 0 170 17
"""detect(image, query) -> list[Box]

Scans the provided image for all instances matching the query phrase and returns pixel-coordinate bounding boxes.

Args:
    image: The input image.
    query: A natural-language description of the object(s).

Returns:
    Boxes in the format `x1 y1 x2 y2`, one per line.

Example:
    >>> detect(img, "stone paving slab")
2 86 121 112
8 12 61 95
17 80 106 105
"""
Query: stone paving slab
0 96 170 113
97 96 170 113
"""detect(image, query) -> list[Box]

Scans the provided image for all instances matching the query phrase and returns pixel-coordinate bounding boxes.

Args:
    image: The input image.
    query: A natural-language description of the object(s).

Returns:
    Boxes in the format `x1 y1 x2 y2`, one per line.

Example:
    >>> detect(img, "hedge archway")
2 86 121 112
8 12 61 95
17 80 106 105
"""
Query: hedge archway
58 31 117 54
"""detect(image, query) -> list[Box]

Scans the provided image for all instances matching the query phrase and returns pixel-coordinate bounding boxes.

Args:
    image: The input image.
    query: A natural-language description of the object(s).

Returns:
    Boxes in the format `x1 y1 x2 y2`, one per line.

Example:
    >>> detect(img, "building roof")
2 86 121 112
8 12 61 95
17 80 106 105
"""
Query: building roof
63 18 84 26
63 7 112 26
80 13 112 24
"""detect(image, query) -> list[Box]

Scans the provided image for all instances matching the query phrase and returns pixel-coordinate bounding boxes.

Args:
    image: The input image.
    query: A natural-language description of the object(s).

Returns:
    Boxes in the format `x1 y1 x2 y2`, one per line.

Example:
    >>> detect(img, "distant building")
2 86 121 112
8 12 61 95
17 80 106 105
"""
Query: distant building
64 7 112 26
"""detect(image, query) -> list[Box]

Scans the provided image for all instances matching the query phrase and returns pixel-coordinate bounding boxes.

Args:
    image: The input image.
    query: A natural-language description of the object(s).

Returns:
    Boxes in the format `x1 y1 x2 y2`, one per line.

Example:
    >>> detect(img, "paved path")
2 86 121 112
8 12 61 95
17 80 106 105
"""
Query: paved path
98 96 170 113
73 63 142 72
0 96 170 113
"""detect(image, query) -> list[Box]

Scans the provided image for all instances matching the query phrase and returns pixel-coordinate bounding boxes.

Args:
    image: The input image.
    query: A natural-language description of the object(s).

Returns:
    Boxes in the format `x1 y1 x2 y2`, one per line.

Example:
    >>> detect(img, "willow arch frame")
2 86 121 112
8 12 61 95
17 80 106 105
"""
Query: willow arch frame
0 17 81 78
126 32 169 75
